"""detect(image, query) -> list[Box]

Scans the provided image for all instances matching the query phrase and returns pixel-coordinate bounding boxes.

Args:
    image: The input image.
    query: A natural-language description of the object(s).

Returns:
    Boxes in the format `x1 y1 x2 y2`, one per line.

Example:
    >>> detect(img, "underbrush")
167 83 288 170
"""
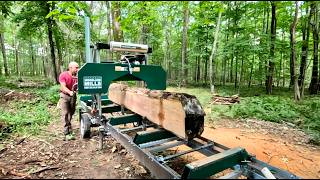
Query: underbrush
0 76 60 140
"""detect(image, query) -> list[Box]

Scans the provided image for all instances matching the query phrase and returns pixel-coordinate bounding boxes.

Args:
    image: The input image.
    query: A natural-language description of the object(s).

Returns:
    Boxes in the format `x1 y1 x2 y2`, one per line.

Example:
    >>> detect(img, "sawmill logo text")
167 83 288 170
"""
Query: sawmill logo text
83 76 102 89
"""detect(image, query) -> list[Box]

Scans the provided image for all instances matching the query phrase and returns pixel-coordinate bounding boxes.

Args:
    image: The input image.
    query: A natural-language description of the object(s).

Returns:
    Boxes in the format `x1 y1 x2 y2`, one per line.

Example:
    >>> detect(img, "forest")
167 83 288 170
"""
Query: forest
0 1 320 140
0 1 320 178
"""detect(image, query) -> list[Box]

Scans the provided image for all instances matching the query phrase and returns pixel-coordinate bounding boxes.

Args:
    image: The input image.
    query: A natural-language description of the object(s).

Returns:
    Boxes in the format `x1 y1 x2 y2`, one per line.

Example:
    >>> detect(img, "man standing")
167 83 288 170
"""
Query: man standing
59 61 79 140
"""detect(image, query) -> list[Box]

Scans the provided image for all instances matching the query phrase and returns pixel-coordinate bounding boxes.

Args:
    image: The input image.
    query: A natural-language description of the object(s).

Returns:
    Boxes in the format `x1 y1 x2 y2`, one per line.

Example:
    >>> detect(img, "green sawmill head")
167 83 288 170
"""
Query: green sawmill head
77 62 167 94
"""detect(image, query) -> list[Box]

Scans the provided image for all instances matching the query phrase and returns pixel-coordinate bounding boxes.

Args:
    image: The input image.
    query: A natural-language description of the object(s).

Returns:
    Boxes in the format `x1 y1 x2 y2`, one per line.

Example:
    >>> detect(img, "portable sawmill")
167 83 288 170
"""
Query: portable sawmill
76 17 300 179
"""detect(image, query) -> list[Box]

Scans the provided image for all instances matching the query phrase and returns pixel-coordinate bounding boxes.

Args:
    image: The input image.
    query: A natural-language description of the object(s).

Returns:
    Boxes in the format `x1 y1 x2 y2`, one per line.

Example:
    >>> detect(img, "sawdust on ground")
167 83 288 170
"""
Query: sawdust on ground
204 119 320 179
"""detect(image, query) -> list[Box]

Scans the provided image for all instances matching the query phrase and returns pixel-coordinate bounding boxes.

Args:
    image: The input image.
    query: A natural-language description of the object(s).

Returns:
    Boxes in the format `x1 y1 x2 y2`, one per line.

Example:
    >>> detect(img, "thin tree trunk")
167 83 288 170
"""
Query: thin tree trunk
97 2 105 39
204 29 208 85
106 1 113 60
223 19 229 86
209 10 222 93
249 53 255 88
13 33 19 76
299 3 311 98
239 52 244 91
309 2 319 94
290 1 300 101
0 33 8 76
29 38 35 76
53 21 63 75
234 2 239 89
45 2 58 84
111 1 122 60
197 57 200 83
181 1 189 86
278 50 282 87
42 43 47 77
265 5 270 84
259 6 266 86
266 2 276 94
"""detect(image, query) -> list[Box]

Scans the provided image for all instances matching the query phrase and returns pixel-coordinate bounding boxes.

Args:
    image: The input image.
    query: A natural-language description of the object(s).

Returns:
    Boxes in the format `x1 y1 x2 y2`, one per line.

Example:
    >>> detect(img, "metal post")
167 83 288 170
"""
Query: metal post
85 16 92 63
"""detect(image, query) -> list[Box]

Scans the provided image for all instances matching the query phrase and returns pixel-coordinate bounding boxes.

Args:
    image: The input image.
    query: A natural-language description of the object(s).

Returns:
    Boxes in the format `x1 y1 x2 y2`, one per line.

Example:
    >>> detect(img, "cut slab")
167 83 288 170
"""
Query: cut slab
108 83 205 140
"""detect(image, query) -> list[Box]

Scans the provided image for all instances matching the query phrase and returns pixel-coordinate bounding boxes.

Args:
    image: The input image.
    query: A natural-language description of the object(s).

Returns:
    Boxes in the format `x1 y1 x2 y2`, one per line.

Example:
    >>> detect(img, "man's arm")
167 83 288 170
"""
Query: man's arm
60 82 73 96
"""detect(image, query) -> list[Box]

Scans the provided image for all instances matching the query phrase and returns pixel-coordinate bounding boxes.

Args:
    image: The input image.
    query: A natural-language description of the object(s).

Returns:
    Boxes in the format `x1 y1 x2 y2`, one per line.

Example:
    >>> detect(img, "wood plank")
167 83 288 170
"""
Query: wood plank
108 83 205 140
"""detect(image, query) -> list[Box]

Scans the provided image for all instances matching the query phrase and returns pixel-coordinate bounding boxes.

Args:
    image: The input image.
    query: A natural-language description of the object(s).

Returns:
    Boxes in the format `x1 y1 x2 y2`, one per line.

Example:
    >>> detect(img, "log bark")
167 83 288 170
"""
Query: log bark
108 83 205 140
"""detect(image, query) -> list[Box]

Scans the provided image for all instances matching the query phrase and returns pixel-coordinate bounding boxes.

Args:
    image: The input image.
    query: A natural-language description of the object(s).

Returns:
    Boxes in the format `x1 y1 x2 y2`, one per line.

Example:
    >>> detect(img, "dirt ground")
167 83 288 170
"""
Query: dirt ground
206 119 320 179
0 90 320 179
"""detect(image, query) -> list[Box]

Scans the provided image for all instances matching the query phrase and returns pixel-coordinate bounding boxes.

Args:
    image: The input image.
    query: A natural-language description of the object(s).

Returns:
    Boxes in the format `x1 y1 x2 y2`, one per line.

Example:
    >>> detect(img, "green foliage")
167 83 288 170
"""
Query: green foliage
0 100 51 137
230 96 299 122
36 85 60 105
0 81 60 139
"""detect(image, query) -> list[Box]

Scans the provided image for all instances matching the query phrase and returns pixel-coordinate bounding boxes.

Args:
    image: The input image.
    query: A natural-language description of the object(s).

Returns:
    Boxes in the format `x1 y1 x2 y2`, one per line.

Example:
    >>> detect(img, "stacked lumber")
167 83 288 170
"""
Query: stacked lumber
108 83 205 140
211 94 240 105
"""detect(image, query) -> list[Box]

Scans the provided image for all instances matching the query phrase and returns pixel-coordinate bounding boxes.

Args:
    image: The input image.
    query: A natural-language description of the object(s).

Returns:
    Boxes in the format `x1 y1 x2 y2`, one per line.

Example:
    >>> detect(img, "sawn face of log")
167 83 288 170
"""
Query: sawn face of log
108 83 205 140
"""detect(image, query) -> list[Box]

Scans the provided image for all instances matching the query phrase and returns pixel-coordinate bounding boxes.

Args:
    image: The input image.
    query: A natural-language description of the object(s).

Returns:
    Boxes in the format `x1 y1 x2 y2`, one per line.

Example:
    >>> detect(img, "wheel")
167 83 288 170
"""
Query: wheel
80 113 91 139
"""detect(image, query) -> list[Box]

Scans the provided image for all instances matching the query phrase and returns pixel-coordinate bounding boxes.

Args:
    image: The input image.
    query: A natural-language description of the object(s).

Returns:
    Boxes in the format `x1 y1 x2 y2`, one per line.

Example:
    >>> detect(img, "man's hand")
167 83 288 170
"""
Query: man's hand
69 91 74 97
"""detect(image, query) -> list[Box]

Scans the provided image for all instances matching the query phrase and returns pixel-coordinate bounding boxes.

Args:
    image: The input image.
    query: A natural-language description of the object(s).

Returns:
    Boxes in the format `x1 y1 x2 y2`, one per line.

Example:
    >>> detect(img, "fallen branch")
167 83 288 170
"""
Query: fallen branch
0 147 7 154
4 90 14 97
30 166 59 174
15 136 29 145
22 159 42 164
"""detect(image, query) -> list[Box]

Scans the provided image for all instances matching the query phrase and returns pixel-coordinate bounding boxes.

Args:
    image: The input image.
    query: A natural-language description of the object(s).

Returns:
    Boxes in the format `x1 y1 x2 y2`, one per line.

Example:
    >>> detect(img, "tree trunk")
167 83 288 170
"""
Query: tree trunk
164 22 171 79
106 1 113 60
259 7 266 86
0 33 8 76
282 32 286 87
266 2 276 94
290 1 300 101
45 2 58 84
209 10 222 93
53 21 63 75
204 30 208 85
249 9 257 88
42 43 47 77
223 26 228 85
309 2 319 94
197 57 200 83
29 38 35 76
97 2 105 39
111 1 123 42
249 53 255 88
181 1 189 86
234 3 239 89
265 5 270 84
299 3 311 98
13 33 19 76
111 1 123 60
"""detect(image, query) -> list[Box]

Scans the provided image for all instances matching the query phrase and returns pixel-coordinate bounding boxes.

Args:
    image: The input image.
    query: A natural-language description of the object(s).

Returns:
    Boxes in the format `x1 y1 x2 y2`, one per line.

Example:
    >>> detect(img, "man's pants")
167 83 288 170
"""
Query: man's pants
60 93 77 135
